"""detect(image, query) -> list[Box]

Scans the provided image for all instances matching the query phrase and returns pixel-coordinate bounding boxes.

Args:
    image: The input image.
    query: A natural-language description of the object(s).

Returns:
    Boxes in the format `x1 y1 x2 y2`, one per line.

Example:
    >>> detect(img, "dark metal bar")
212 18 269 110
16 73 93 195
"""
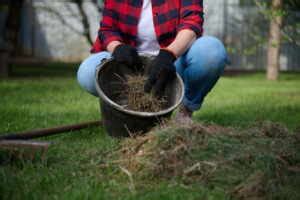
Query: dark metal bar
0 120 102 140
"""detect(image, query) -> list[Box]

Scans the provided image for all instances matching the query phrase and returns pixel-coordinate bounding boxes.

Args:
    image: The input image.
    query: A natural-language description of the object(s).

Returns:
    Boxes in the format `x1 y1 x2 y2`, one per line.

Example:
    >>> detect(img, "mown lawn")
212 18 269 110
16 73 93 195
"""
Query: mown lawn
0 68 299 200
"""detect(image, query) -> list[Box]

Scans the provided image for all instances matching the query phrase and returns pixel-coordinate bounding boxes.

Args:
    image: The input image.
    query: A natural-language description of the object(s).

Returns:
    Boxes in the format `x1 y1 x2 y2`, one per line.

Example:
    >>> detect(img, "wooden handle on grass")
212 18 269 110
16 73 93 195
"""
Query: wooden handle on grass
0 120 102 140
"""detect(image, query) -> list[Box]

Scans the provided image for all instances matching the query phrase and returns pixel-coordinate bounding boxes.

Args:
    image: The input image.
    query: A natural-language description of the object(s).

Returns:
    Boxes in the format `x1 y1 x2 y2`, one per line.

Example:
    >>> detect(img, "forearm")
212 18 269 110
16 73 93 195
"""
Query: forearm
166 29 197 58
107 41 122 53
107 30 196 55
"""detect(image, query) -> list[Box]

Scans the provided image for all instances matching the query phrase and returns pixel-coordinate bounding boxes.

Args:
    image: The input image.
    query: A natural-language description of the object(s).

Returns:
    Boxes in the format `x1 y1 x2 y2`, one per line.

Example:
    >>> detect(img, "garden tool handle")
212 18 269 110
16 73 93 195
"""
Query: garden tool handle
0 120 102 140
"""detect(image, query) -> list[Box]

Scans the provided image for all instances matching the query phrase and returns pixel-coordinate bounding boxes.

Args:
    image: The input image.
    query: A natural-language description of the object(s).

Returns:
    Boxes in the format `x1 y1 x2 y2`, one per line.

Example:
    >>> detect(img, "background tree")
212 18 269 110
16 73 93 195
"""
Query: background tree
266 0 283 80
37 0 103 46
0 0 24 77
255 0 300 80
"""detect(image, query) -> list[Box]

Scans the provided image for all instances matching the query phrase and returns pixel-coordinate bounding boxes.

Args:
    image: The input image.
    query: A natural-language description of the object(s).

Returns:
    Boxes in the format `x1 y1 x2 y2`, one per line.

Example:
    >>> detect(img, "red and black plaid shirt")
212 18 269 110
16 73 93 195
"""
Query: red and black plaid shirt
91 0 203 53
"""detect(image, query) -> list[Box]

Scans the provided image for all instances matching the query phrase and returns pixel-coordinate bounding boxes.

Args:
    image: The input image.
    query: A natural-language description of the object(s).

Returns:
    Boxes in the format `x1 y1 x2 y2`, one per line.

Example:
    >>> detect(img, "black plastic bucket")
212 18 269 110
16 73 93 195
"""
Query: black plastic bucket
95 57 184 137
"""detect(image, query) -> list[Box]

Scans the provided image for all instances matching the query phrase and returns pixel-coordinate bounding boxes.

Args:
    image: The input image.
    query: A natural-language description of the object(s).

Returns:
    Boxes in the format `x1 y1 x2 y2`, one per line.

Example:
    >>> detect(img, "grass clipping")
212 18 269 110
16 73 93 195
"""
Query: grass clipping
121 75 167 112
101 121 300 199
110 123 217 180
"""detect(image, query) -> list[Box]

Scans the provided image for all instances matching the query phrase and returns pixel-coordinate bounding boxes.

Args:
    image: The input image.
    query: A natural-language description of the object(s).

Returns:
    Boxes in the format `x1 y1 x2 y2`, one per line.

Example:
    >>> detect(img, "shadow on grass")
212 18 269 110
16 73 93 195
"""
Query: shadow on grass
9 62 80 78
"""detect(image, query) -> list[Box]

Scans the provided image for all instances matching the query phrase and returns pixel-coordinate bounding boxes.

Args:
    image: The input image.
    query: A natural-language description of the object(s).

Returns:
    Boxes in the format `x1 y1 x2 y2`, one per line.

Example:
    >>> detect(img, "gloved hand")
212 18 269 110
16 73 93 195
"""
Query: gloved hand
112 44 142 71
144 49 177 97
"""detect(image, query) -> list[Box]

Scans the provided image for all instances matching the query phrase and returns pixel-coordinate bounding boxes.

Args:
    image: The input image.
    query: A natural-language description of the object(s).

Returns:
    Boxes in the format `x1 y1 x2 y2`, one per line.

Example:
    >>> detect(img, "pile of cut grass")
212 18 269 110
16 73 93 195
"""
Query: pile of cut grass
101 121 300 199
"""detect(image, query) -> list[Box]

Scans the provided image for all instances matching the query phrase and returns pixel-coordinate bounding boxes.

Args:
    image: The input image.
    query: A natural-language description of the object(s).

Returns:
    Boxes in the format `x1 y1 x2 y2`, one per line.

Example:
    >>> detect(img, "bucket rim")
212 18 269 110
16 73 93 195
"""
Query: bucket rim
95 58 184 118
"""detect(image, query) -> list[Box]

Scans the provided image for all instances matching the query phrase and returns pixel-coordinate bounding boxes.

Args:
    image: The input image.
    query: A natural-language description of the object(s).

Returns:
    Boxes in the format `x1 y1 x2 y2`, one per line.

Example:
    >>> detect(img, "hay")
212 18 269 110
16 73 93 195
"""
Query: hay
120 74 167 112
104 123 211 179
100 121 300 199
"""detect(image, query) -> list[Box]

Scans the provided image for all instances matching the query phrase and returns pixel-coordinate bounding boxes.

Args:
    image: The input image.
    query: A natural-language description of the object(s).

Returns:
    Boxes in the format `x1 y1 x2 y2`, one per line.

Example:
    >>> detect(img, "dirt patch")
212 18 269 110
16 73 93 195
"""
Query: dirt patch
259 121 290 138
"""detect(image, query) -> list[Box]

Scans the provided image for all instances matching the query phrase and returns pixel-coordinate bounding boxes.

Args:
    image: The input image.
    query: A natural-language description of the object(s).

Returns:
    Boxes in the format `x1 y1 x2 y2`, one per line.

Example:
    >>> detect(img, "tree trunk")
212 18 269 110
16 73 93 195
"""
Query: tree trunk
0 0 23 77
5 0 24 56
0 51 9 78
266 0 283 80
73 0 93 46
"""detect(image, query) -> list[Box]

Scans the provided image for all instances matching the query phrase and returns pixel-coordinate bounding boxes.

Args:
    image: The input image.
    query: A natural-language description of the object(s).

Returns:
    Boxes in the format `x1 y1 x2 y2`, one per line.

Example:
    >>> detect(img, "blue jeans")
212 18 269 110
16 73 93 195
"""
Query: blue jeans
77 36 228 111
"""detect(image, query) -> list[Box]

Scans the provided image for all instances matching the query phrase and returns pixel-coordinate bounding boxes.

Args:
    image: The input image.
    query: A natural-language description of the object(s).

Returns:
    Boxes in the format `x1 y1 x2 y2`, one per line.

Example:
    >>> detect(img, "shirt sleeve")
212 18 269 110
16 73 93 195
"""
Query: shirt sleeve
177 0 204 37
98 0 123 49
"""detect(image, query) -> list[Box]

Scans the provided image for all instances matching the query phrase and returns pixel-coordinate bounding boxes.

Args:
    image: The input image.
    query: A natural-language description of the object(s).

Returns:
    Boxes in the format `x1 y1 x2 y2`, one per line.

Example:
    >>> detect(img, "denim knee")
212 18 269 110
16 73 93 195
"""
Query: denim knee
77 52 111 96
179 36 228 111
186 36 228 76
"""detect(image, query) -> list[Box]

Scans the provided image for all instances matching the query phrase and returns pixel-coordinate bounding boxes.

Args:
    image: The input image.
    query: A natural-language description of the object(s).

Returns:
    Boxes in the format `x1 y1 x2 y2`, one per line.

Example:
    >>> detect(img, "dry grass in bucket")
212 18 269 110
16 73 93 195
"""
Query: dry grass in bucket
115 74 167 112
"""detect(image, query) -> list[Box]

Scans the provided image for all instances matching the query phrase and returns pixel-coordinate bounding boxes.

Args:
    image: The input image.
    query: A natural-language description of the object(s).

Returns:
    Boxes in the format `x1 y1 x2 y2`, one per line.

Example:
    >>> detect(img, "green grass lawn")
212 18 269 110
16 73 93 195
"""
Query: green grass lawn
0 69 299 200
196 73 300 130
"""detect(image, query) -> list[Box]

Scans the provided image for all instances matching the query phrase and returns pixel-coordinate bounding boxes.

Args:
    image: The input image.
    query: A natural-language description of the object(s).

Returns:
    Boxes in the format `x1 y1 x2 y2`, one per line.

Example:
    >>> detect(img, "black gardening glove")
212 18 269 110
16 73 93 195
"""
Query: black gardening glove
112 44 142 71
144 49 177 97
